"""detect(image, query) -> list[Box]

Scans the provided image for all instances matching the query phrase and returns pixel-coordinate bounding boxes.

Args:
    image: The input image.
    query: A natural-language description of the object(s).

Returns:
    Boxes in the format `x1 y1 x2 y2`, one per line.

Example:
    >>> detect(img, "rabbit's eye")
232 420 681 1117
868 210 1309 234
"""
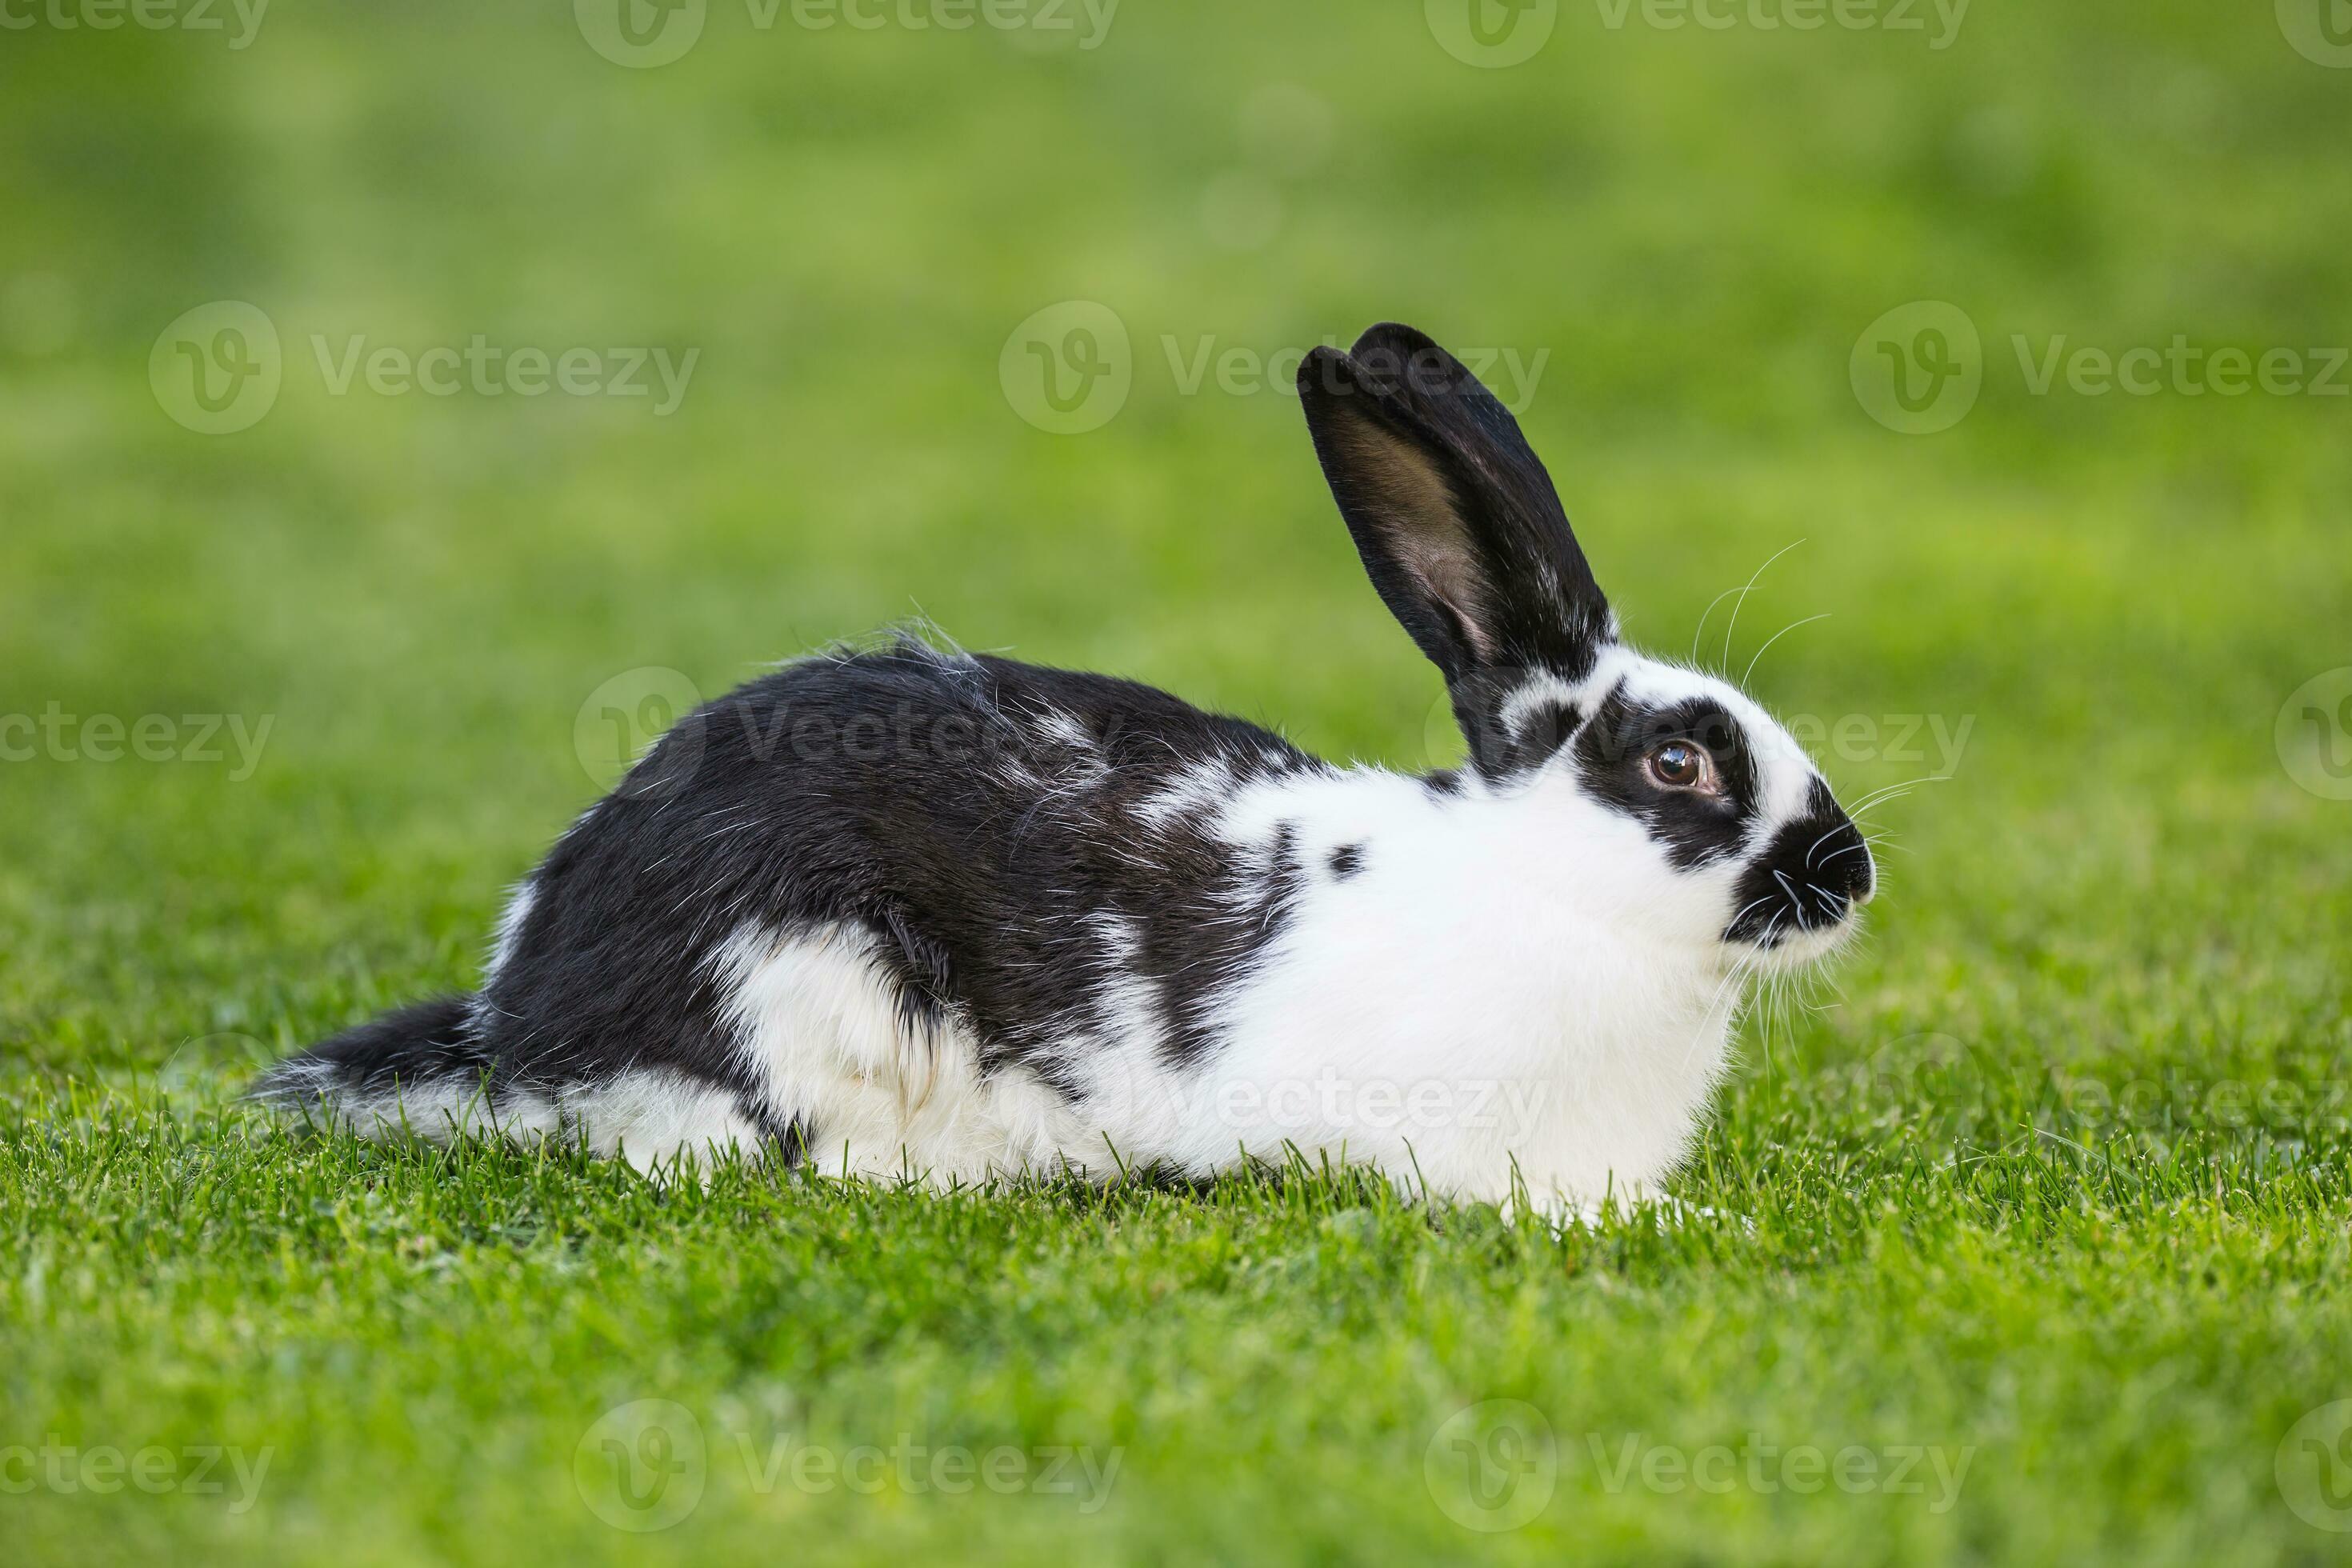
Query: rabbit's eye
1646 742 1719 794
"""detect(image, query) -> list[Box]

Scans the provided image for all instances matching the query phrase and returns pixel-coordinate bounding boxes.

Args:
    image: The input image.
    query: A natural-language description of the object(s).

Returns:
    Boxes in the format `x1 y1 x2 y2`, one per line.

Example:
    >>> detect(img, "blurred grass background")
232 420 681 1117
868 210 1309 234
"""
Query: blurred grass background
2 1 2350 1563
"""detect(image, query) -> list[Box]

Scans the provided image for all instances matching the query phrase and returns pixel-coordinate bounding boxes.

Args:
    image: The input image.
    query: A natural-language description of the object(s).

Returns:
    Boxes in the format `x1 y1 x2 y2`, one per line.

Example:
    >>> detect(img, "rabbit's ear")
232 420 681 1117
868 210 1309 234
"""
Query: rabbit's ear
1298 324 1610 686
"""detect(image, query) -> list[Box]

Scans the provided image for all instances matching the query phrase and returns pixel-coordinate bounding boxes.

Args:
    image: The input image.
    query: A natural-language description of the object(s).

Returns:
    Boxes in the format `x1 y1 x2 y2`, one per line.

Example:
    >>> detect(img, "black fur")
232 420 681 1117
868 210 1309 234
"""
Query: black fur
1723 778 1872 946
1468 682 1582 780
262 640 1334 1142
1298 324 1610 779
284 996 491 1091
1571 683 1761 872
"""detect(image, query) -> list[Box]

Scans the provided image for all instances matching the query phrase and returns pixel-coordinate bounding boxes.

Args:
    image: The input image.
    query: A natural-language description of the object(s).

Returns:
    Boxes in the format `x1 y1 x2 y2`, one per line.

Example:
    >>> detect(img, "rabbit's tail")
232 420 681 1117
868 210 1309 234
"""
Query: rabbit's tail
247 995 505 1134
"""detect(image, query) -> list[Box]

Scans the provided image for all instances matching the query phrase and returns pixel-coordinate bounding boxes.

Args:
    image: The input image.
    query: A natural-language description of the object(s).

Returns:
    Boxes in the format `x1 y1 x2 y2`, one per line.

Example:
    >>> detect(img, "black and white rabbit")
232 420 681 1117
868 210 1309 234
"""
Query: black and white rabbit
254 323 1875 1218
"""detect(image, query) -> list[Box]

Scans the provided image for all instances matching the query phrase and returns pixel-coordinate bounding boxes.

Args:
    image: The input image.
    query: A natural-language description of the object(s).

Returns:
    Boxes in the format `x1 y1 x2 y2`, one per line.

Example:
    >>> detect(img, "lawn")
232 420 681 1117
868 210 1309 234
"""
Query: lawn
3 1 2350 1562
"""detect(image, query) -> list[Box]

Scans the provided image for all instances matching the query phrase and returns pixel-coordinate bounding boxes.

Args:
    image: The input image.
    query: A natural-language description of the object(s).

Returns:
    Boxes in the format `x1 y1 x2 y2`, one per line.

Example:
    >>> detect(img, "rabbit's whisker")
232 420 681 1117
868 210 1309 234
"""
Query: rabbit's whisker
1717 538 1807 671
1740 613 1831 692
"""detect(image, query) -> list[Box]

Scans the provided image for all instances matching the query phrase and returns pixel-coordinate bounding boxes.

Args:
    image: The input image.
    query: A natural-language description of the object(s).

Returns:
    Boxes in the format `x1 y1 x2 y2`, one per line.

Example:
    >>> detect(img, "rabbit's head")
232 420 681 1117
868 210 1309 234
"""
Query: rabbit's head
1299 325 1874 969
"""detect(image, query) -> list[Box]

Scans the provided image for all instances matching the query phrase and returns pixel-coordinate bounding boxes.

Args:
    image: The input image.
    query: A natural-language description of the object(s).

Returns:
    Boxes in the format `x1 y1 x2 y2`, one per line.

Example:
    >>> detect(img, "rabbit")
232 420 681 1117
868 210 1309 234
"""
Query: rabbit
251 322 1876 1220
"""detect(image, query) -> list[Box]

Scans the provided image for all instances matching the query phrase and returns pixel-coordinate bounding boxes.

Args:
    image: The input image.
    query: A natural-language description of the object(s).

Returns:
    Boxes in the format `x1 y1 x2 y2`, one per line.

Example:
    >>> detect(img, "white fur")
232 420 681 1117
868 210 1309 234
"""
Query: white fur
713 922 1106 1182
484 878 537 978
1133 758 1236 830
272 1062 758 1176
468 877 538 1037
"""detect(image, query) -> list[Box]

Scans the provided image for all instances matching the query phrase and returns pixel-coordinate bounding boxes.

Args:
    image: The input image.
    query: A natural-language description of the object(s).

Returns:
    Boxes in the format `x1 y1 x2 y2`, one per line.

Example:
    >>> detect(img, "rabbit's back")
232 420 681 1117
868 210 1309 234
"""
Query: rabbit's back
474 638 1337 1128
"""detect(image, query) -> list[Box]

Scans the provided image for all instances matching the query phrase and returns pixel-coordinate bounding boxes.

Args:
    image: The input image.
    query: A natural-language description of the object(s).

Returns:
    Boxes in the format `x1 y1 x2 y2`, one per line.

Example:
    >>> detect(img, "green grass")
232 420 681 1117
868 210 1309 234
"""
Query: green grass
4 1 2351 1562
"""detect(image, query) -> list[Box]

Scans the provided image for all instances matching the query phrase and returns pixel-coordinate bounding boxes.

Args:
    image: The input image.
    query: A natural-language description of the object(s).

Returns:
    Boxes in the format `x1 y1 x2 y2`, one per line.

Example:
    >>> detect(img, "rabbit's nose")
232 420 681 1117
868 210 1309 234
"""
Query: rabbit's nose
1817 816 1874 910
